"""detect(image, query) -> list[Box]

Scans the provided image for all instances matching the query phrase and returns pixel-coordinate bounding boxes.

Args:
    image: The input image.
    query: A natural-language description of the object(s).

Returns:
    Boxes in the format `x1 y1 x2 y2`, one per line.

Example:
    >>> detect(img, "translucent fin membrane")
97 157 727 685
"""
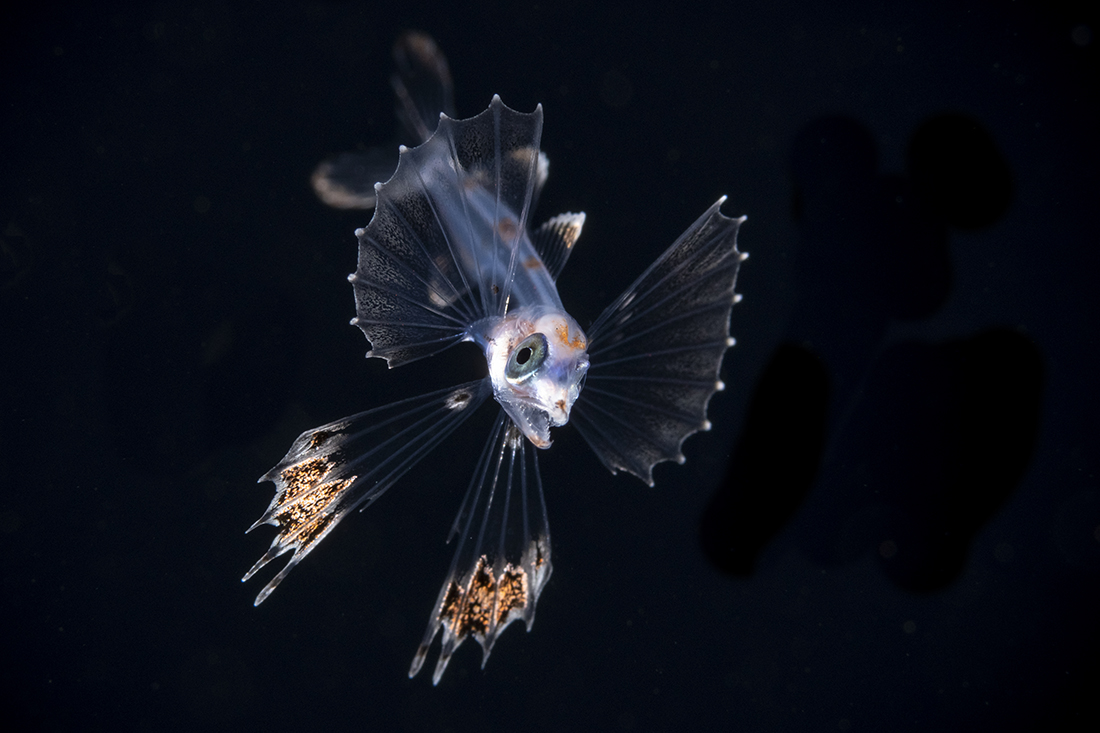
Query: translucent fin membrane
391 30 455 144
351 97 546 368
531 211 586 282
309 31 455 211
243 379 492 605
310 148 397 211
572 199 746 485
409 412 552 685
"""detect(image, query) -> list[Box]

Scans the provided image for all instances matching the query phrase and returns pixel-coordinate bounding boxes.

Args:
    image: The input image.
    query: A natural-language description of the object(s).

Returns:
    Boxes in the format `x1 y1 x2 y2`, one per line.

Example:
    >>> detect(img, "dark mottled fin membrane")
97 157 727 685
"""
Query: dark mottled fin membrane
531 211 586 282
572 198 746 486
351 96 545 366
409 413 552 685
242 380 492 605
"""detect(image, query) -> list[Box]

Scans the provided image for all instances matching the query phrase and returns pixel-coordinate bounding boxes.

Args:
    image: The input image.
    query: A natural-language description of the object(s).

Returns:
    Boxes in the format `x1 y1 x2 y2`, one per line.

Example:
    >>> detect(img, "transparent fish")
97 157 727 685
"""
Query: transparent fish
244 33 747 685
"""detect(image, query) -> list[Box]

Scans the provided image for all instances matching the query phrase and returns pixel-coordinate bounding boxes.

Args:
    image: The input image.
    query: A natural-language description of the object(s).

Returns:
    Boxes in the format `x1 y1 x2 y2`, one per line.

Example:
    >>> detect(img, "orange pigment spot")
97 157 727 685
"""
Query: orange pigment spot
498 217 519 240
555 323 586 350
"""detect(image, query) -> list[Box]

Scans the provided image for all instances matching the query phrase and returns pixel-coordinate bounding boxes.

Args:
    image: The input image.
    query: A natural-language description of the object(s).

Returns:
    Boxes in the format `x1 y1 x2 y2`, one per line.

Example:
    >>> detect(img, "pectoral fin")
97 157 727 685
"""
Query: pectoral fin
572 198 746 485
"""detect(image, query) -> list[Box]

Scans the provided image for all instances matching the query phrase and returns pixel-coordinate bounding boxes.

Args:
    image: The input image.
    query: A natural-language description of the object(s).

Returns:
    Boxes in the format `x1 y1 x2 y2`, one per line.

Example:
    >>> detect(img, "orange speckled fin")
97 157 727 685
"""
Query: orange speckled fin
409 411 552 685
243 379 492 605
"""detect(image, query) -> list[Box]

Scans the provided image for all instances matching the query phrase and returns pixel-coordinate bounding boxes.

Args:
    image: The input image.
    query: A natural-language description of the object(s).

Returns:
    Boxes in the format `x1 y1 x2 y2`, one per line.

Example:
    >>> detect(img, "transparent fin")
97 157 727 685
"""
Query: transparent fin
429 95 544 318
311 148 398 210
309 31 454 211
352 96 545 366
409 412 552 685
242 379 492 605
531 211 586 282
572 198 746 485
391 30 455 144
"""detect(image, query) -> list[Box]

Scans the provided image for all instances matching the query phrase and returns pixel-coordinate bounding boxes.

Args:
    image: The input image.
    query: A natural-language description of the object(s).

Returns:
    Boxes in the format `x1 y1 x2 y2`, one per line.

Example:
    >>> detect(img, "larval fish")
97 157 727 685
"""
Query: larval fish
244 33 746 685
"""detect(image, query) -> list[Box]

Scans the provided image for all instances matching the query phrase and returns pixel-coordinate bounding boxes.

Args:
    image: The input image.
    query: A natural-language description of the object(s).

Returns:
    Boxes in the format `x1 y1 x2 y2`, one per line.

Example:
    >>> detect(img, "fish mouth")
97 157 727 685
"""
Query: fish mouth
503 401 554 448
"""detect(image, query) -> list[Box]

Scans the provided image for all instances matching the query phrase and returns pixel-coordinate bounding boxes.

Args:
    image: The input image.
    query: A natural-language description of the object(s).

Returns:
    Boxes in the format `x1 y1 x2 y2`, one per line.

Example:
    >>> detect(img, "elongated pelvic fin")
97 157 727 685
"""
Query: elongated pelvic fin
243 380 492 605
572 199 746 485
409 413 552 685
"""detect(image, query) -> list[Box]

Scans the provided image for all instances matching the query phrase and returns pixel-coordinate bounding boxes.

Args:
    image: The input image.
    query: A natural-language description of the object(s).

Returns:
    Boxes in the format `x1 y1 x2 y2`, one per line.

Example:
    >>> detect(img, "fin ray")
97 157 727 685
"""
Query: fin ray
409 412 552 684
243 380 492 604
575 199 746 484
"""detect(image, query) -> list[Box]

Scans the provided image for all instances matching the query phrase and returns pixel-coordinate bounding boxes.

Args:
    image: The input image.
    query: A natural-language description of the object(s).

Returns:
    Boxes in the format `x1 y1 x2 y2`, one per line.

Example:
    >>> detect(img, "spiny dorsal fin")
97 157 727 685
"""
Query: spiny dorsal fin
531 212 586 282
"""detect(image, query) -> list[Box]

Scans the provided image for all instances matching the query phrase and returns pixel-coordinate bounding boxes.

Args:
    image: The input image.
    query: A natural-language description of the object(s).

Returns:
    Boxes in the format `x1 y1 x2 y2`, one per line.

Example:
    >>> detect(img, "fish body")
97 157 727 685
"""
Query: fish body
246 33 746 685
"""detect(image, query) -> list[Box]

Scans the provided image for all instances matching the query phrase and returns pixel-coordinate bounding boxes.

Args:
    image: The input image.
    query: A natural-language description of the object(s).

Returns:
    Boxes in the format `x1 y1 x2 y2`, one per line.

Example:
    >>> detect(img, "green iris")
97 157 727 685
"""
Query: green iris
505 333 549 383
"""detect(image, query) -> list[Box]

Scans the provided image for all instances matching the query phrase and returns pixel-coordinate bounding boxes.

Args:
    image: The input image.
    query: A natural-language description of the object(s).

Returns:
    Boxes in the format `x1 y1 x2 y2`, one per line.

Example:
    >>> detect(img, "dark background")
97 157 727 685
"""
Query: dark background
2 1 1097 731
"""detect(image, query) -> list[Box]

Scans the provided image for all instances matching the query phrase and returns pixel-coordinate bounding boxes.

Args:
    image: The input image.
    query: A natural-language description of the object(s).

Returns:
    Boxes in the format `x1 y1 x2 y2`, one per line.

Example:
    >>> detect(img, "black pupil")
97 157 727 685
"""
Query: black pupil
516 347 532 365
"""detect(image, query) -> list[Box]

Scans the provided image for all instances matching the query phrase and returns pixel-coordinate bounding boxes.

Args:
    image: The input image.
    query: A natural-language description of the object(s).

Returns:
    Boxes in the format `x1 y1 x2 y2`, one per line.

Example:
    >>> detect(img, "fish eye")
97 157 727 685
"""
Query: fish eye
506 333 549 383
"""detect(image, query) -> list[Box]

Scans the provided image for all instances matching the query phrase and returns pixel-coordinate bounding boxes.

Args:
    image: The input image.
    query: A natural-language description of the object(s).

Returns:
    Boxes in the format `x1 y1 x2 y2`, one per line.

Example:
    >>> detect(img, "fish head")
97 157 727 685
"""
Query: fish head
485 307 589 448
